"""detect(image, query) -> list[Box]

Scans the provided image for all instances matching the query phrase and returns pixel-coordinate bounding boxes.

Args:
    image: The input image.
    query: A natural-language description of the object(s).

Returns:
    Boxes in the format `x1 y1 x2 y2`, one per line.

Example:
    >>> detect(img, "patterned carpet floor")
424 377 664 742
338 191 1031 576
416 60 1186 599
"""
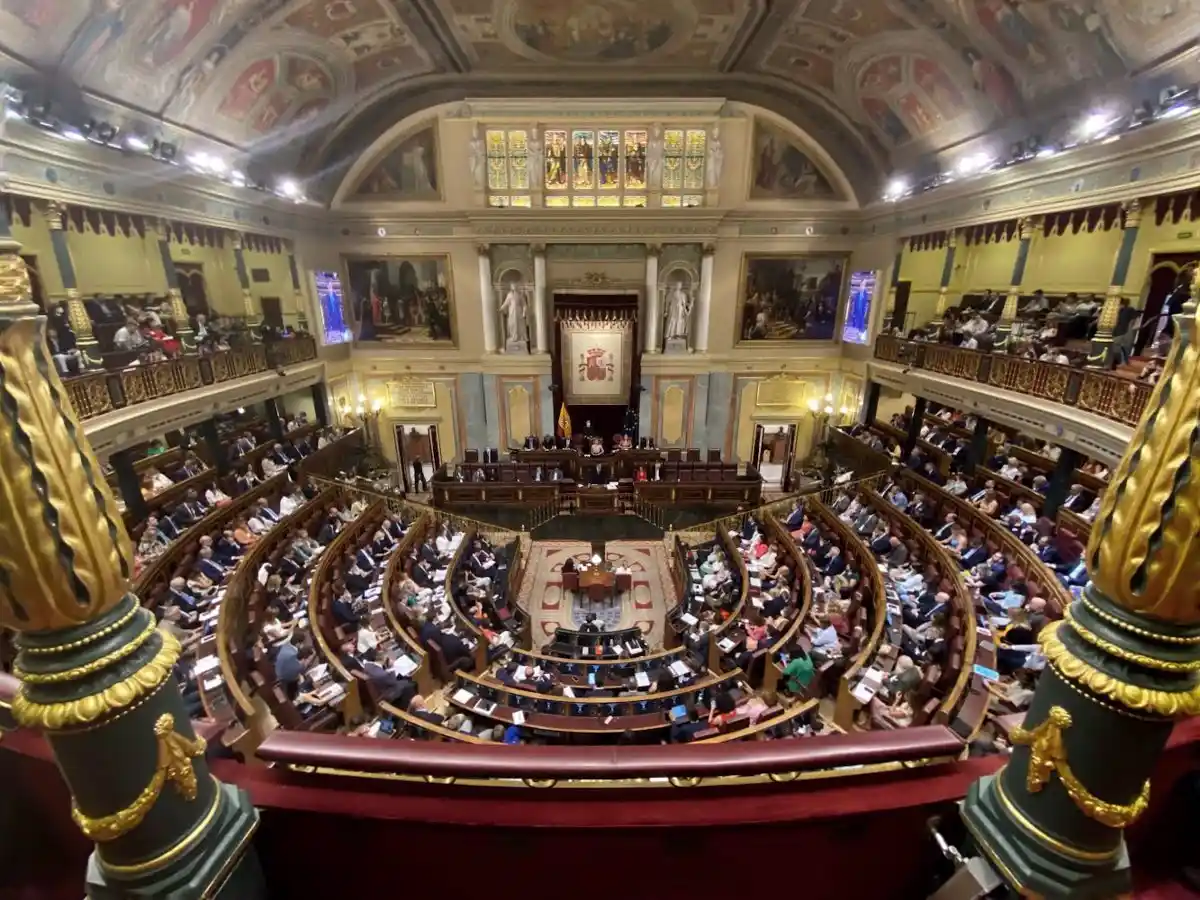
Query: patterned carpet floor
515 540 676 649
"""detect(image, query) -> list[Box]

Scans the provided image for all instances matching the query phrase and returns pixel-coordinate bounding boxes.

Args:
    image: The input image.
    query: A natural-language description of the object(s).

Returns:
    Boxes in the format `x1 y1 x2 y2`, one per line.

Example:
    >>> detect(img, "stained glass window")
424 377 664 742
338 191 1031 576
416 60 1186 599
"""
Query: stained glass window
484 124 705 208
485 129 530 207
661 129 707 207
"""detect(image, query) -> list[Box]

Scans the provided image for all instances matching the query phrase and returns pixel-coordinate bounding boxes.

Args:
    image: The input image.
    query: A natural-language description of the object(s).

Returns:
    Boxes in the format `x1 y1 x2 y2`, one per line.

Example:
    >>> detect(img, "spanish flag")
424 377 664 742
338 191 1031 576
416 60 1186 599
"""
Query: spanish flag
557 403 572 439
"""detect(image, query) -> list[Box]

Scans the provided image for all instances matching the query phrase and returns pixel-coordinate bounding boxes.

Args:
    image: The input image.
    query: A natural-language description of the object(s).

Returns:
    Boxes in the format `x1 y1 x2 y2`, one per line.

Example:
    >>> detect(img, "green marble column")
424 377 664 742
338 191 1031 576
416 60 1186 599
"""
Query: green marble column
936 230 957 315
993 217 1039 350
0 254 264 899
155 219 193 347
1088 200 1142 369
961 284 1200 898
232 234 256 323
44 201 101 360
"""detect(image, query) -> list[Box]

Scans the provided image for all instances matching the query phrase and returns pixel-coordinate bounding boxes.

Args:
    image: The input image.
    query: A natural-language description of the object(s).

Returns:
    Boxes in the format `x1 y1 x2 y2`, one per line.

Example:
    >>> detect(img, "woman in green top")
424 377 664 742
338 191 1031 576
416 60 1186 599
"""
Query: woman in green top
782 648 814 693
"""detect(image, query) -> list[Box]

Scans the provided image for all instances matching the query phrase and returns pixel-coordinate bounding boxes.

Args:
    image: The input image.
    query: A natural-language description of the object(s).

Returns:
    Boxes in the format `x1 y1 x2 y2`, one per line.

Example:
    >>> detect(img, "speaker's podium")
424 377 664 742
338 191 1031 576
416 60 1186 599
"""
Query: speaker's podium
590 540 606 563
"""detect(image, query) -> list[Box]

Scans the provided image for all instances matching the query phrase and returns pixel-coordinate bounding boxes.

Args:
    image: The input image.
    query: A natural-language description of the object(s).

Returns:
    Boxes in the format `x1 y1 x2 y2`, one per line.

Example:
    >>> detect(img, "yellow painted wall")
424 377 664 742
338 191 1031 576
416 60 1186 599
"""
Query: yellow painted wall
364 378 459 465
67 226 167 295
731 373 831 464
1022 228 1121 295
11 205 64 297
170 242 244 316
1126 216 1200 295
897 244 946 328
959 238 1019 292
243 247 298 317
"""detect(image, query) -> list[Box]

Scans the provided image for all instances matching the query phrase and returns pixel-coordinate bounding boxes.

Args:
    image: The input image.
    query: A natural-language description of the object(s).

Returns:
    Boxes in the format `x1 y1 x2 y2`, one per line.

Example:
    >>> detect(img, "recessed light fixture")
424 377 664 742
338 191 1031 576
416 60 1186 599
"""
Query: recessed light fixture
377 226 387 237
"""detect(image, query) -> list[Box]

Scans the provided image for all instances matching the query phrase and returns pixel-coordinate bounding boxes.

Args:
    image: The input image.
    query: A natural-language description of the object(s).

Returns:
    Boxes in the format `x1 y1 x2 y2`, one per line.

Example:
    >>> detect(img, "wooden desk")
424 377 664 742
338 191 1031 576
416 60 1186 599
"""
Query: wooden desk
578 566 616 602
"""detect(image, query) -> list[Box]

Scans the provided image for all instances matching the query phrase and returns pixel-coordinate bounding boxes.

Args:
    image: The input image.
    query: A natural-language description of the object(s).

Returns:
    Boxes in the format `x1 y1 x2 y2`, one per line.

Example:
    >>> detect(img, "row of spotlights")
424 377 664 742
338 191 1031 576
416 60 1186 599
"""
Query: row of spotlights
1 91 308 205
881 85 1200 203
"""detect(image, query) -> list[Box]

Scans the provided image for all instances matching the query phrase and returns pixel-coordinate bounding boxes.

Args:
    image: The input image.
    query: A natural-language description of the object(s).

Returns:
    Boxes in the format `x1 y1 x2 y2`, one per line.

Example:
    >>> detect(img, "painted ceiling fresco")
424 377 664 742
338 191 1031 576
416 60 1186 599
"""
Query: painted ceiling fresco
0 0 1196 175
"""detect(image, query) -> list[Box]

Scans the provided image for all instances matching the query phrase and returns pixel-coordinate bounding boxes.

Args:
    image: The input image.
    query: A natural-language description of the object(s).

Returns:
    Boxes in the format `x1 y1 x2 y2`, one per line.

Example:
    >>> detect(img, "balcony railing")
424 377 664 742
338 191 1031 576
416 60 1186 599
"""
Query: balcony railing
62 337 317 422
873 335 1153 429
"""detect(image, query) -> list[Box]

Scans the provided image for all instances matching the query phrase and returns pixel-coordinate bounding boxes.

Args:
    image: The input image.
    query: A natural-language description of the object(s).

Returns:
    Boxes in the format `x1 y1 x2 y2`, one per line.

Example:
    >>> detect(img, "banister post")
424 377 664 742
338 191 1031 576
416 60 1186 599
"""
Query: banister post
960 292 1200 898
0 276 264 899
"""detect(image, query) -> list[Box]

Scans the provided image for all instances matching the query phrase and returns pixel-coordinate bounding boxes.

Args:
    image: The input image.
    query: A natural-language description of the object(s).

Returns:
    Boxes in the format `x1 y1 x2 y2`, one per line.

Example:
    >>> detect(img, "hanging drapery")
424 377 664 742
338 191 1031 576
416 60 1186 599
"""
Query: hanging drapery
558 310 634 405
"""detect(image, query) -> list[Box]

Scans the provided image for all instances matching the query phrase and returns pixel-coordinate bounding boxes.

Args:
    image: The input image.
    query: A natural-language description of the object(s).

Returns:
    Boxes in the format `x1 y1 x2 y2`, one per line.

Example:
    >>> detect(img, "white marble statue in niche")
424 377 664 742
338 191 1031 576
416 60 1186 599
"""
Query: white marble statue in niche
663 278 694 353
499 282 530 352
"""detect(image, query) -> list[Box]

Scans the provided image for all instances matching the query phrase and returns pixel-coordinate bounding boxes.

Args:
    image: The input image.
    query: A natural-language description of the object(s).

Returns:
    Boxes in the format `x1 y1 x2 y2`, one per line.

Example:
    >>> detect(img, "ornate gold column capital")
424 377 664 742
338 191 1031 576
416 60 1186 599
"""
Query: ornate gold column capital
0 245 38 320
702 243 716 257
0 318 133 632
1018 216 1041 241
1122 199 1143 229
947 229 958 250
531 242 546 256
230 233 244 252
477 243 490 256
1087 300 1200 624
646 243 663 257
44 201 66 231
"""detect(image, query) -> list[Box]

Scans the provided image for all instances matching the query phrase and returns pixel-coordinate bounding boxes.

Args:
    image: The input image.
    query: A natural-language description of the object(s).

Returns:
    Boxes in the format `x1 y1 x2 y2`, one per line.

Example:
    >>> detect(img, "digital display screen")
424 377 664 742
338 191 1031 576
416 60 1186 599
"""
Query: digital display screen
314 270 351 345
842 270 876 345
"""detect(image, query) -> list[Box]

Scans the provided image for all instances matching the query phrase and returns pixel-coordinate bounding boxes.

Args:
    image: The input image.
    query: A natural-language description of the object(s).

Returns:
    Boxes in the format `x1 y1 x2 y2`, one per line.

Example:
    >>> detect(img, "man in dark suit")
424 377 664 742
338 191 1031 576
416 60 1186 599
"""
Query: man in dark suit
330 587 359 627
1063 484 1090 512
821 546 846 577
438 630 475 672
177 490 206 524
524 434 538 450
317 516 337 546
411 457 429 492
359 650 416 708
197 548 227 583
355 545 376 573
168 577 200 615
669 707 708 743
408 695 444 725
215 531 243 564
412 556 435 588
802 527 823 551
590 463 607 485
1059 558 1089 588
869 533 893 556
784 502 805 529
933 514 957 542
158 512 183 540
960 541 989 569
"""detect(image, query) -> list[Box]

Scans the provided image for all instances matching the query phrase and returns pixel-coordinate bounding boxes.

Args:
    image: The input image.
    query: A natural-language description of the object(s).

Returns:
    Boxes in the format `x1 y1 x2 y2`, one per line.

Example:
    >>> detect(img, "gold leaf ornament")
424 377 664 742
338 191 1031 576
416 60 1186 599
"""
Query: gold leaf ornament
1086 300 1200 625
71 712 207 842
0 318 134 632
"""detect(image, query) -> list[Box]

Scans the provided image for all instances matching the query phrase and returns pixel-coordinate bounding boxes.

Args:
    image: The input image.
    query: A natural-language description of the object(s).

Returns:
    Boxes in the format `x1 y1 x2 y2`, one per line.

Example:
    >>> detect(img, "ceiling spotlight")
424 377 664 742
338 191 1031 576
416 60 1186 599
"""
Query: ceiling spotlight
1036 145 1059 159
376 226 387 237
955 153 991 176
58 127 86 142
277 178 302 199
229 170 246 186
125 134 150 151
152 139 177 162
1078 112 1114 139
884 177 909 200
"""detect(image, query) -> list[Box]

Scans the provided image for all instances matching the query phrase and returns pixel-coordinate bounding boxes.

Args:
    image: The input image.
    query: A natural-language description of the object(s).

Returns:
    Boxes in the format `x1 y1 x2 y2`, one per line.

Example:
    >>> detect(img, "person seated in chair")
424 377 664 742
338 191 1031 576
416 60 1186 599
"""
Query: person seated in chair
580 613 602 634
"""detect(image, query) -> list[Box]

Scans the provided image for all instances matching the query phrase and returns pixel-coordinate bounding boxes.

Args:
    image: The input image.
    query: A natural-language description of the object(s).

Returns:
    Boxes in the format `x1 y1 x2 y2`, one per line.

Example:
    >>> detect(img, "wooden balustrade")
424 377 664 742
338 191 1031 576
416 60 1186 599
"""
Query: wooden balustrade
873 336 1155 430
1076 369 1153 426
62 340 315 422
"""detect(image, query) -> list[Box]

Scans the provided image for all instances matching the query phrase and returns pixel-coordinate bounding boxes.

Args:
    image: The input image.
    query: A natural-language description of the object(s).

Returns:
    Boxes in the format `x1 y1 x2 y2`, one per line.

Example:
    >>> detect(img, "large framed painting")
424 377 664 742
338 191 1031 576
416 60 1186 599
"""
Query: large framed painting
560 317 633 405
351 126 440 200
750 119 838 200
738 254 847 342
344 255 454 345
